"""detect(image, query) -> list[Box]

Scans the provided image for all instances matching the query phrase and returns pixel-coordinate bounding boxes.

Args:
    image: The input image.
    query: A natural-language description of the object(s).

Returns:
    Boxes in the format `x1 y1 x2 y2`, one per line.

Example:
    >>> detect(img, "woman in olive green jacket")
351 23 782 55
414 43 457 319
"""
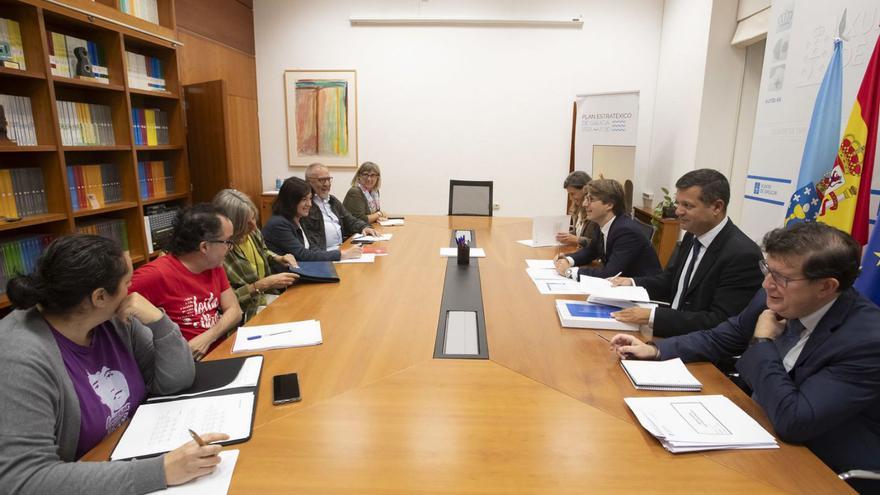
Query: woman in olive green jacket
343 161 387 223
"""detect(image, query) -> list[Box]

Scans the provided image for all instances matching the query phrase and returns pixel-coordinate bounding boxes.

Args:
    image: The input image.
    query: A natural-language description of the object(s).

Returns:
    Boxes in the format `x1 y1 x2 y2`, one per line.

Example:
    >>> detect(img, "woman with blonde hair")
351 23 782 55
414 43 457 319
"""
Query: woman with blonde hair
212 189 299 322
343 161 386 223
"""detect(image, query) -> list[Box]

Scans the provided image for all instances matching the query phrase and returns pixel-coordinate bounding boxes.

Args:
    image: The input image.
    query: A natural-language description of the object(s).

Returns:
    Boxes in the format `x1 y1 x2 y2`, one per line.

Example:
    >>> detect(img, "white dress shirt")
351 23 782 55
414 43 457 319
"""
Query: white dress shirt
648 216 729 326
566 215 615 280
315 195 343 250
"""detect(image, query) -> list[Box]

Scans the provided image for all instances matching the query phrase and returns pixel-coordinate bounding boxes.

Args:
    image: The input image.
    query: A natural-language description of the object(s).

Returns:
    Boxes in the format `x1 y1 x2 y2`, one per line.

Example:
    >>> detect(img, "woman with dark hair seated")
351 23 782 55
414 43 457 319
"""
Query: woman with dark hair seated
0 234 228 494
554 178 661 279
263 177 363 262
555 170 597 248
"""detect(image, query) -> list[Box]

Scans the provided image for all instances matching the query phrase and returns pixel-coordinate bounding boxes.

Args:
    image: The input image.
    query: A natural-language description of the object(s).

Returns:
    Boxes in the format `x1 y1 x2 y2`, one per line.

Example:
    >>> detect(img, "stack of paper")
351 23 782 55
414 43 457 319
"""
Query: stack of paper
232 320 323 353
334 253 377 264
526 267 586 295
620 358 702 391
555 299 638 331
516 215 570 247
624 395 778 453
587 285 654 309
378 218 404 226
353 233 393 241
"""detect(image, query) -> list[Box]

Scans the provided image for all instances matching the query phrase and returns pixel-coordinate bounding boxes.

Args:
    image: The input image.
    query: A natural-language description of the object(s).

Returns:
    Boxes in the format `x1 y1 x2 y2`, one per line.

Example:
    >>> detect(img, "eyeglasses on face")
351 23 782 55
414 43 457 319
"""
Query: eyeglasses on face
206 239 235 249
361 173 380 178
759 259 810 288
313 176 333 184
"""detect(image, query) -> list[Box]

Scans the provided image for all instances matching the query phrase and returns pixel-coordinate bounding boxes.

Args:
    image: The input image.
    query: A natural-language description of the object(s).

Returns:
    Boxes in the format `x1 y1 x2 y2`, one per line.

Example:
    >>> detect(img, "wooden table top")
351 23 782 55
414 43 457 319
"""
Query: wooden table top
85 216 852 493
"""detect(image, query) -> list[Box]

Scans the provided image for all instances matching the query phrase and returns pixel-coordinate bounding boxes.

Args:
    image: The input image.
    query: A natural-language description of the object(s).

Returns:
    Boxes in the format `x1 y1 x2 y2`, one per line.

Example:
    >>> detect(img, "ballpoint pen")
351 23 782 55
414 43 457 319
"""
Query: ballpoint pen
247 329 293 340
188 428 207 446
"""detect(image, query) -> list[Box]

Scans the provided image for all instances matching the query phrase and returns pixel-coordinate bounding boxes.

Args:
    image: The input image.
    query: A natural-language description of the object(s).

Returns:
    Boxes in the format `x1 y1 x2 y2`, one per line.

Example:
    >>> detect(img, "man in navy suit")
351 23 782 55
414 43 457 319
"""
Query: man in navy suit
611 169 764 337
554 179 661 279
610 223 880 490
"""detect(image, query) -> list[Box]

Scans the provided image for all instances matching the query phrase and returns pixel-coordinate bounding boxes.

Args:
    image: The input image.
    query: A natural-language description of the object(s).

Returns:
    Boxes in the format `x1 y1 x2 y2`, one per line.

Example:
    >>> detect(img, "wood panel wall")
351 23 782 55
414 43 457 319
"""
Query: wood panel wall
175 0 263 204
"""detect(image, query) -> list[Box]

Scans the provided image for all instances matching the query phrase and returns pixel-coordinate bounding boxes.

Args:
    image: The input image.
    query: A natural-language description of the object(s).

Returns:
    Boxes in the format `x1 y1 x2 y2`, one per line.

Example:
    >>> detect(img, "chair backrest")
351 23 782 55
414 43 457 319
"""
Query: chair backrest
633 216 655 242
448 180 493 216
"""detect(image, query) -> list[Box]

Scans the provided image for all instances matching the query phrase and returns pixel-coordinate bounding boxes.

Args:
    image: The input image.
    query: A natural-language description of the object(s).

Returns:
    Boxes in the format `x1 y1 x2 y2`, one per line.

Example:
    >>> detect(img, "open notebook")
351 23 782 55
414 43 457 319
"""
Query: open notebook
620 358 702 392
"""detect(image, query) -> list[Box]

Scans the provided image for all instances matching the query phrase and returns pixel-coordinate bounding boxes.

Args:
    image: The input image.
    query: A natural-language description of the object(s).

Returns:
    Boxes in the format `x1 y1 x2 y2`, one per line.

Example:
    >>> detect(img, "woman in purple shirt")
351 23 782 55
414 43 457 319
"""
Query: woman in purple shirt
0 234 228 494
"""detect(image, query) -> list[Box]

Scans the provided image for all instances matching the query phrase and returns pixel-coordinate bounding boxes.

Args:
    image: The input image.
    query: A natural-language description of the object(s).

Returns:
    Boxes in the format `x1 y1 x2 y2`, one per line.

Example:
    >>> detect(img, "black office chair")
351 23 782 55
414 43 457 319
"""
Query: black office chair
448 180 493 216
632 217 656 242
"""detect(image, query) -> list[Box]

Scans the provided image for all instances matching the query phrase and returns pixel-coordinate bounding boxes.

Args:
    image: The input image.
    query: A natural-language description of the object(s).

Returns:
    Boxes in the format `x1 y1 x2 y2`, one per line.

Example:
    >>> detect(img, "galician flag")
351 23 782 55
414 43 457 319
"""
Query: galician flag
816 34 880 244
785 39 842 226
854 204 880 306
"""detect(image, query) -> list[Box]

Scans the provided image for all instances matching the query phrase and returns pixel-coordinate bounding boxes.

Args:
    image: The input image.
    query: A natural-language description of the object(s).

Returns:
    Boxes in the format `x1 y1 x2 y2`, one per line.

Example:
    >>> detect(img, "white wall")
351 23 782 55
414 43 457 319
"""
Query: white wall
254 0 664 216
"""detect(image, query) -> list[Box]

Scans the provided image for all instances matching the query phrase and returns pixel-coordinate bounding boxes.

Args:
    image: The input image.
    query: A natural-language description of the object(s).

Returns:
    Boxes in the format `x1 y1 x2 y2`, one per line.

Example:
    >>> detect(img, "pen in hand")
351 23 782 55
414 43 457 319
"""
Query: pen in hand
188 428 207 447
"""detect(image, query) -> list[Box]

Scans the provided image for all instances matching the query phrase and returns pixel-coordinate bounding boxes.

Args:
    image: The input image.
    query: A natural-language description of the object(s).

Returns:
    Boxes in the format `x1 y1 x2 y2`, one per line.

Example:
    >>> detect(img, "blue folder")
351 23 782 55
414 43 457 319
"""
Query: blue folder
289 261 340 283
566 302 618 319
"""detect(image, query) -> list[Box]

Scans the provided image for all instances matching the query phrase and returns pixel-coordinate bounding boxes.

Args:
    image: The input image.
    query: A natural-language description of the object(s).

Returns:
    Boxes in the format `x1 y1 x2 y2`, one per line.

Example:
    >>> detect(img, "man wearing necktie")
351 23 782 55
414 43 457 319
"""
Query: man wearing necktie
611 169 764 337
609 223 880 491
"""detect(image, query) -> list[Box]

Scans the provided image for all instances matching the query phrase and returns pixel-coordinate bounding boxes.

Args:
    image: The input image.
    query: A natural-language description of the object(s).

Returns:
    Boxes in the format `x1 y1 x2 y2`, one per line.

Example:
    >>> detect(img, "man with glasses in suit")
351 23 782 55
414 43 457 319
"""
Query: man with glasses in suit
609 223 880 491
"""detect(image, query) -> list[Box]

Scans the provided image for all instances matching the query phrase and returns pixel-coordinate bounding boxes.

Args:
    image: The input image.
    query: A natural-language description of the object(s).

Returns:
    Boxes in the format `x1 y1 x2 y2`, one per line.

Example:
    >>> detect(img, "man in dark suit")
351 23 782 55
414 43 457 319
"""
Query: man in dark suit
611 169 763 337
301 163 378 249
609 223 880 492
554 179 661 279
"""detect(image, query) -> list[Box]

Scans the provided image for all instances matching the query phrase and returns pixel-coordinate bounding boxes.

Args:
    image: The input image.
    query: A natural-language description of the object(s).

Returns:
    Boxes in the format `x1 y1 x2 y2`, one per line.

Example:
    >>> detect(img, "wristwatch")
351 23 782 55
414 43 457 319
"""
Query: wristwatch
749 336 775 345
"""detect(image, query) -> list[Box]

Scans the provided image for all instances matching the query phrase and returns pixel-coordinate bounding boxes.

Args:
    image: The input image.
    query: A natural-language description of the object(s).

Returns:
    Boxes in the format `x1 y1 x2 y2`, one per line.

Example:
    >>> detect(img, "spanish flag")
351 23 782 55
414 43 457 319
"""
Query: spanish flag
816 34 880 244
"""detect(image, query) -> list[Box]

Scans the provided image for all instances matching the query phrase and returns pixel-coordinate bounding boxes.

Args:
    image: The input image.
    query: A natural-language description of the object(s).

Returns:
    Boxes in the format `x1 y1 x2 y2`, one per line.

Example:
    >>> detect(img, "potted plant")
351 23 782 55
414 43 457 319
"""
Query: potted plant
653 187 676 223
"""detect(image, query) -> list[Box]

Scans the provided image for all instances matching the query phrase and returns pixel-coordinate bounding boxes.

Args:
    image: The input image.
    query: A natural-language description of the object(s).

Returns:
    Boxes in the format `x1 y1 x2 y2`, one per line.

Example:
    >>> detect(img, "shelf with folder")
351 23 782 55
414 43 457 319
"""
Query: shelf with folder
123 34 180 96
54 86 131 147
142 191 187 205
42 12 126 88
128 87 178 99
0 0 45 77
72 201 138 218
134 144 180 151
0 145 56 152
52 75 125 92
0 212 68 232
0 76 58 146
0 67 45 80
130 94 181 147
63 145 131 152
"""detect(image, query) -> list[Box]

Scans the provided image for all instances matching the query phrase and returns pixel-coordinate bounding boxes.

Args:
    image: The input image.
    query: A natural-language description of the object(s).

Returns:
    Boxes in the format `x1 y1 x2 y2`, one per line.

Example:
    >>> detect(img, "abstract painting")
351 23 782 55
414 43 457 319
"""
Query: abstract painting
285 70 358 167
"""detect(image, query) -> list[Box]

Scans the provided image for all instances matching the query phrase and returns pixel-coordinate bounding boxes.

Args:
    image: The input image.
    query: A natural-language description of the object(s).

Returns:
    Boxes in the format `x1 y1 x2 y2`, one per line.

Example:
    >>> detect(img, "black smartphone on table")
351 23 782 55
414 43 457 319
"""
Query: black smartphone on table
273 373 301 405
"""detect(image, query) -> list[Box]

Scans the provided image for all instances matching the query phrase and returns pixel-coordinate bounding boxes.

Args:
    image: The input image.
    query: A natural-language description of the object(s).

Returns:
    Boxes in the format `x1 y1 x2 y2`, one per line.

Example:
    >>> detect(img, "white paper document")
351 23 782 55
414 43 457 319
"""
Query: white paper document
526 267 587 295
624 395 778 453
378 219 404 226
525 259 556 269
531 215 570 247
440 247 486 257
111 393 254 460
160 449 239 494
587 285 653 308
334 253 377 264
232 320 323 353
620 358 702 391
352 233 393 241
148 356 264 402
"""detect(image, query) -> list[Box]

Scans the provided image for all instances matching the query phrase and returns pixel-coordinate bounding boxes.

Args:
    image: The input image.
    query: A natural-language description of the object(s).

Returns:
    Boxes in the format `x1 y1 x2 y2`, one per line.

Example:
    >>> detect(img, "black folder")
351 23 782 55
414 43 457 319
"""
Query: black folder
289 261 340 283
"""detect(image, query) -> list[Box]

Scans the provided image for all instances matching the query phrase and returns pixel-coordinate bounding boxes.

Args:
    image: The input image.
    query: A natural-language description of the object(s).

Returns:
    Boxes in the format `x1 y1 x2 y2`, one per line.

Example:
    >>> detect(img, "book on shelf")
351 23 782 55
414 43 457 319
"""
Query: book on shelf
0 18 26 70
131 108 169 145
137 160 174 199
143 204 179 253
67 164 122 211
76 218 129 250
0 94 37 146
47 31 109 83
0 167 48 218
56 101 115 146
126 51 166 92
119 0 160 25
0 235 54 295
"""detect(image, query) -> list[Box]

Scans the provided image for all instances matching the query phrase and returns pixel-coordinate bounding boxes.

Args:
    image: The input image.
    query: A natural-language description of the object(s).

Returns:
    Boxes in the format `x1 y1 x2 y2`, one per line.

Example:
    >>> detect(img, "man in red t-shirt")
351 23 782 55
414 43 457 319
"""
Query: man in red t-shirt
130 204 243 360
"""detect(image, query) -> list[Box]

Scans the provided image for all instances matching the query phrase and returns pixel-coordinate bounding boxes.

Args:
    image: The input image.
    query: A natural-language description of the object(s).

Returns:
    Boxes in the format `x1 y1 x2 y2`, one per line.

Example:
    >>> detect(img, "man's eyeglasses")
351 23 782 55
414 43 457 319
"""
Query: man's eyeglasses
313 177 333 184
206 239 235 250
759 259 810 288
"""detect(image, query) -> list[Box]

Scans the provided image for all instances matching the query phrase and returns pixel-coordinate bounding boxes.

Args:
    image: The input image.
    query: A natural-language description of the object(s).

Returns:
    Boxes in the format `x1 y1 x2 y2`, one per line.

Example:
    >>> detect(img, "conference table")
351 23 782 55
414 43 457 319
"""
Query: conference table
86 216 852 493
